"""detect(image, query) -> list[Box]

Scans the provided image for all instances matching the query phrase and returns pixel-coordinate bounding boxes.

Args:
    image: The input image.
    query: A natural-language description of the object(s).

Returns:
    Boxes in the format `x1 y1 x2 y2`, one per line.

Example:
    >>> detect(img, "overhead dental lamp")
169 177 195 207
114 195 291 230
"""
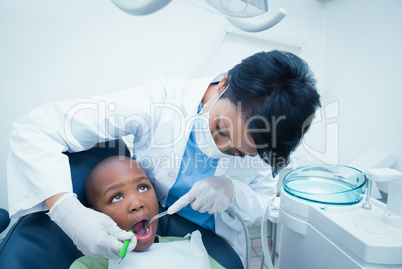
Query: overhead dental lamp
111 0 286 32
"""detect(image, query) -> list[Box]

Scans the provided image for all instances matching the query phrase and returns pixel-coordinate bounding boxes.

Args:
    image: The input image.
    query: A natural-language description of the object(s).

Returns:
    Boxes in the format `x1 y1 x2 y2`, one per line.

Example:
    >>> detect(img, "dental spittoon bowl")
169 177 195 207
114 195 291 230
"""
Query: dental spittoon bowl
283 164 367 205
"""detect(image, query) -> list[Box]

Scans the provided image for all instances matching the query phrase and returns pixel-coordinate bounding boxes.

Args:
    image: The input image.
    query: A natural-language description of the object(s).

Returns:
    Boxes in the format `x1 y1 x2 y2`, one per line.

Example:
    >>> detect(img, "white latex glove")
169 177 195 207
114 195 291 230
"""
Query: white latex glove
47 193 136 259
167 176 234 215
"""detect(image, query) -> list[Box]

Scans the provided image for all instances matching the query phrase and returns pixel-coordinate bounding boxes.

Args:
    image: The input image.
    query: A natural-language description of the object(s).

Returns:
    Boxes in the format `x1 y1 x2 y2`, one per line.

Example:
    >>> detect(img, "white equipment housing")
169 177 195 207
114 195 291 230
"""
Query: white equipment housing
278 189 402 268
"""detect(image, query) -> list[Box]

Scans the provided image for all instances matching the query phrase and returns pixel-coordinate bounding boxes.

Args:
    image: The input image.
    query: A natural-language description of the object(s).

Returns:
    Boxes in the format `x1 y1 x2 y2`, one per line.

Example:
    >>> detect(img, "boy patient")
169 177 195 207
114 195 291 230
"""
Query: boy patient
70 156 222 268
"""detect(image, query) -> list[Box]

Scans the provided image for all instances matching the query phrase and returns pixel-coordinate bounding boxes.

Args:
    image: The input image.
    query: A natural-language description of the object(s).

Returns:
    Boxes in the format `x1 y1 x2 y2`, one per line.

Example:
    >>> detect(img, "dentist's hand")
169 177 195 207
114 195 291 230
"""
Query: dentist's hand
168 176 234 214
47 193 136 259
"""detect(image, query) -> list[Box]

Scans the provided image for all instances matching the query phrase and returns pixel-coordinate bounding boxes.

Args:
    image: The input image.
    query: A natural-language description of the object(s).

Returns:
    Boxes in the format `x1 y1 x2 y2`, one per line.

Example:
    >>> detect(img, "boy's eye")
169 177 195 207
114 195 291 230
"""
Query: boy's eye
139 185 148 193
111 194 123 203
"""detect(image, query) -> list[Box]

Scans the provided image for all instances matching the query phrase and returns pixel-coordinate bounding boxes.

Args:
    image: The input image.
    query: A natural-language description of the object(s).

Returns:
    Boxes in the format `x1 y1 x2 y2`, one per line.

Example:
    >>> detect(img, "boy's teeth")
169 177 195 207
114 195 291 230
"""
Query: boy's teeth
133 220 150 236
139 226 150 236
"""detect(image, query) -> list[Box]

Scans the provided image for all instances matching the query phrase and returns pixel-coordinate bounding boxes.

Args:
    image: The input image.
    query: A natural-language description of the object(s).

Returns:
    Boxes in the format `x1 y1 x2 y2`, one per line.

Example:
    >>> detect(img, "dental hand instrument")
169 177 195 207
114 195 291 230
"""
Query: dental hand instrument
118 230 133 264
148 210 168 226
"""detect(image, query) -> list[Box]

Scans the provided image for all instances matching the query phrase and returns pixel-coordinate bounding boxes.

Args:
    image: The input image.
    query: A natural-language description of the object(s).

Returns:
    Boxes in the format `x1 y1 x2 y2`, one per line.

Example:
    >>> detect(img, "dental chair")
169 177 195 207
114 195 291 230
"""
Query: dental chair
0 139 244 269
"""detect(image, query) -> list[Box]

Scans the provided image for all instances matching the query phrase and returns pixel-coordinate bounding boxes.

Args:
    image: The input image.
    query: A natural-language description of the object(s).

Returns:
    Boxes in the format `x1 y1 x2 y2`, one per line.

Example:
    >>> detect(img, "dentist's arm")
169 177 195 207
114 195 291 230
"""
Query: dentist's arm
8 80 168 218
45 193 66 209
7 80 169 257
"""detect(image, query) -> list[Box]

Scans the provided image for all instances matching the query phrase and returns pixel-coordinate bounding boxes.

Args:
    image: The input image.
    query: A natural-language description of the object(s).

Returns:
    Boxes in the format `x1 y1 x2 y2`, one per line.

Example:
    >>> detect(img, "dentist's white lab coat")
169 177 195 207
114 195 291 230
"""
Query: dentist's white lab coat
7 75 276 262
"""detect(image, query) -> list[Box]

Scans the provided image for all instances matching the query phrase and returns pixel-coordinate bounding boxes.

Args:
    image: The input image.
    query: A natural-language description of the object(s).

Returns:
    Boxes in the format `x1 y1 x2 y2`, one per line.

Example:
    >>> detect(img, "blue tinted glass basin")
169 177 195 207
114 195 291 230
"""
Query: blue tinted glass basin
283 164 367 205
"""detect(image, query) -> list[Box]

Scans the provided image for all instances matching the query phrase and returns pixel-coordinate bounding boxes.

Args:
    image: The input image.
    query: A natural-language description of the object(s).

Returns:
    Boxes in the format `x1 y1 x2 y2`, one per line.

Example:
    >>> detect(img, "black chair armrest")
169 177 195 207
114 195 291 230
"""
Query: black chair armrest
0 208 10 234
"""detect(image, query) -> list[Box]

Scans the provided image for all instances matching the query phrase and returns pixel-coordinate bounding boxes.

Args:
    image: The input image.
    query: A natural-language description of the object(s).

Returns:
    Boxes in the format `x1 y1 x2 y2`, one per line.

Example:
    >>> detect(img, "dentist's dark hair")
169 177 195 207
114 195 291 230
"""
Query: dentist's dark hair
224 50 321 177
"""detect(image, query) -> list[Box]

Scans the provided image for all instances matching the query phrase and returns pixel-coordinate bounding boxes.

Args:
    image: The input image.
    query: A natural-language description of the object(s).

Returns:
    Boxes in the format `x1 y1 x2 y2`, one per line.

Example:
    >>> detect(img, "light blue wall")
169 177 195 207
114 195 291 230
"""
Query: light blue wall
322 0 402 175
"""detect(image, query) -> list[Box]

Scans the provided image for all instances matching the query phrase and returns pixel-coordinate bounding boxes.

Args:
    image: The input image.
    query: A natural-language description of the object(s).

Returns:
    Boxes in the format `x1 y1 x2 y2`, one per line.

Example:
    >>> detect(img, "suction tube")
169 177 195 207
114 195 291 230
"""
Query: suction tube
261 221 275 269
225 8 287 32
226 208 250 269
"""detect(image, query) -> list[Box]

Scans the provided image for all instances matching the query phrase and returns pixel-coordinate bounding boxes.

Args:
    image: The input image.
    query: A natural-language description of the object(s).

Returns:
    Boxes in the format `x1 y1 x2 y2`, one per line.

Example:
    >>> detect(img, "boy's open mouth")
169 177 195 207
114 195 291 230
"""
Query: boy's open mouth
132 219 152 241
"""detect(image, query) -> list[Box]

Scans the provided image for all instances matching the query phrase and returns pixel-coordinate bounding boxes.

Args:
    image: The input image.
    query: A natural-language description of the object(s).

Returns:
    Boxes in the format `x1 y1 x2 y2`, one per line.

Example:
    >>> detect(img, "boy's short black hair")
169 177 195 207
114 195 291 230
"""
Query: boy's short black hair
85 155 135 207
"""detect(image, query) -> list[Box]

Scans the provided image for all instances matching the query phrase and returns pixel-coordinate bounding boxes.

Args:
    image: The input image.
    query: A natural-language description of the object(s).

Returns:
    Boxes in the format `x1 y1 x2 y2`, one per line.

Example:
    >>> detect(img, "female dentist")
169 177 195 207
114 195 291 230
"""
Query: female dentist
7 50 320 265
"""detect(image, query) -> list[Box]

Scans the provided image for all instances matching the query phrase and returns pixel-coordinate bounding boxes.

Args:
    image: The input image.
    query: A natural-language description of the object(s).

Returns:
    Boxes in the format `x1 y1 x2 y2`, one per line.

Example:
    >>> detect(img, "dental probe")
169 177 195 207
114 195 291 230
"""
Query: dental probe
118 230 134 264
148 210 168 225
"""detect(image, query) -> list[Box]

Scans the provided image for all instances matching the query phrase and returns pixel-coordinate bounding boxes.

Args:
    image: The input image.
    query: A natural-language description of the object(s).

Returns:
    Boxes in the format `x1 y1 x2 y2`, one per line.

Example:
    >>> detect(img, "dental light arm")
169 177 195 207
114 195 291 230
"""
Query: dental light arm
225 8 287 32
366 168 402 227
111 0 172 16
111 0 286 32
